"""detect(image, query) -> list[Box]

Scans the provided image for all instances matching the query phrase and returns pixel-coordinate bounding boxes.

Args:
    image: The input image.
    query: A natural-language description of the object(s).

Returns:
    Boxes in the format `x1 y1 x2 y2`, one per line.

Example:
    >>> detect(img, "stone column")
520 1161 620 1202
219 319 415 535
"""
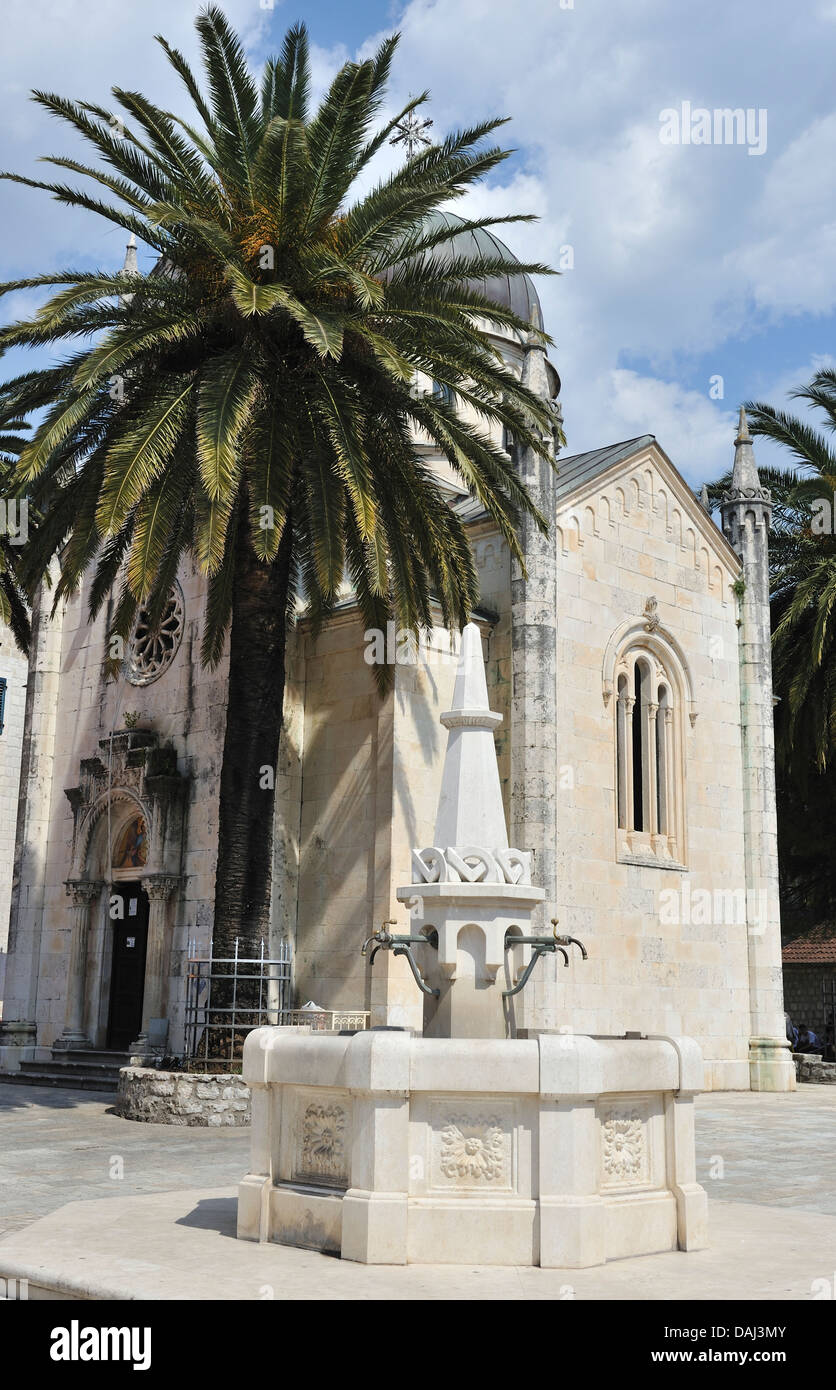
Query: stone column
663 706 674 847
57 879 103 1048
0 568 64 1070
133 873 179 1053
510 332 559 1028
647 701 660 846
624 693 636 847
721 408 794 1091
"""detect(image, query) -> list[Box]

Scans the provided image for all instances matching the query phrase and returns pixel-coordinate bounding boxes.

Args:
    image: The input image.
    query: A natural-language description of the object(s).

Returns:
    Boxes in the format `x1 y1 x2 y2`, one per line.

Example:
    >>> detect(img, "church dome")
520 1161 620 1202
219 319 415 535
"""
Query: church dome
409 210 544 330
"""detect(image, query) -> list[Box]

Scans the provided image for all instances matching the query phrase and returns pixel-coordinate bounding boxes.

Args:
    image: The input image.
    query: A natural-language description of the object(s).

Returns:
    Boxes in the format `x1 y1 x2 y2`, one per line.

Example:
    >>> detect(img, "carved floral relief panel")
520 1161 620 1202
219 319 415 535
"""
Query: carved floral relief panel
599 1100 653 1190
428 1098 516 1193
291 1088 352 1189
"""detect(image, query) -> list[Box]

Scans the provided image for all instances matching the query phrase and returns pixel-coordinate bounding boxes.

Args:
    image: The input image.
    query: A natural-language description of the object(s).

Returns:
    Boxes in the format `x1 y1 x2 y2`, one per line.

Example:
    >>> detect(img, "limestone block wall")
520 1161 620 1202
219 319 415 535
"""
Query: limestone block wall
23 556 228 1052
544 448 751 1089
783 964 836 1037
292 611 391 1017
0 627 27 1015
291 555 511 1028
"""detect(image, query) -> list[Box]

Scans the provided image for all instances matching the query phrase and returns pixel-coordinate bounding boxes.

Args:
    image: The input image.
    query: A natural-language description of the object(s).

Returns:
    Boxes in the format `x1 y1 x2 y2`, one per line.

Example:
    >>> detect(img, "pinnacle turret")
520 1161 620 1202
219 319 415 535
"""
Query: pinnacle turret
123 233 138 277
119 234 139 306
730 406 763 496
721 405 771 552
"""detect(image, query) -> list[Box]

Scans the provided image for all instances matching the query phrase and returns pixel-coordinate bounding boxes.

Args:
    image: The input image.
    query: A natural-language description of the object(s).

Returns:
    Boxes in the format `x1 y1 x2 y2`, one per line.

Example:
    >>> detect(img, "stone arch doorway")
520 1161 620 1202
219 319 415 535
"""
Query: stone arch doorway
60 733 187 1055
106 880 150 1049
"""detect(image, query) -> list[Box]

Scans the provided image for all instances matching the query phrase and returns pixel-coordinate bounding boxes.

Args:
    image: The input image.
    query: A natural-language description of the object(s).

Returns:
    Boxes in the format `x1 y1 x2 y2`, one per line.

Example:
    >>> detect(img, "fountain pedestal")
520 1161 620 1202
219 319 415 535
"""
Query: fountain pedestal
237 1027 707 1265
237 624 708 1266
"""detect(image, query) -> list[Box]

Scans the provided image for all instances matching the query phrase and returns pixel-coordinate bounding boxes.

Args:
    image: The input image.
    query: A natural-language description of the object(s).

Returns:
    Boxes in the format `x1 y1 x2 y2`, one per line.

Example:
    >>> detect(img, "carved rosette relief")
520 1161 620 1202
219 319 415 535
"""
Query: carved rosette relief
293 1095 350 1188
600 1106 650 1188
430 1102 514 1191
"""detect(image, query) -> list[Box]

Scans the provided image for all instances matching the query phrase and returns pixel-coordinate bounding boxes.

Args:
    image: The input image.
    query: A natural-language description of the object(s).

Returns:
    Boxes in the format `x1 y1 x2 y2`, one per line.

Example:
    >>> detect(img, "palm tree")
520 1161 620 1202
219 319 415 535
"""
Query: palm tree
704 376 836 940
0 8 559 955
736 371 836 775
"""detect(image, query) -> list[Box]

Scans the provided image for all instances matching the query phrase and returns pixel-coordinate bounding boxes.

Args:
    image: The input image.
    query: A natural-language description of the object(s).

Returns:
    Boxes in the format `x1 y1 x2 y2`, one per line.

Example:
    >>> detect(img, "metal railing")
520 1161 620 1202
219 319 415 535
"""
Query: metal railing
184 937 293 1065
183 938 370 1064
281 1009 370 1031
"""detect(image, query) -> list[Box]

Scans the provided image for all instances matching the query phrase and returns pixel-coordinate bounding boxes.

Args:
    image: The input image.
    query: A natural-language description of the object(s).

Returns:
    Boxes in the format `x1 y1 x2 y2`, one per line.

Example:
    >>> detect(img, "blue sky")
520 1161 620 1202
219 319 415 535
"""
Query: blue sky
1 0 834 485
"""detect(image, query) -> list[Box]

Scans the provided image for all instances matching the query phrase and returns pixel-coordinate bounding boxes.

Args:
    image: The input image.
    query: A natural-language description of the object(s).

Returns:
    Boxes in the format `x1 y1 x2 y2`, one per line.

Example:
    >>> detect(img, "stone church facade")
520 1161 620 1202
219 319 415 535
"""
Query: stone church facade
0 227 793 1091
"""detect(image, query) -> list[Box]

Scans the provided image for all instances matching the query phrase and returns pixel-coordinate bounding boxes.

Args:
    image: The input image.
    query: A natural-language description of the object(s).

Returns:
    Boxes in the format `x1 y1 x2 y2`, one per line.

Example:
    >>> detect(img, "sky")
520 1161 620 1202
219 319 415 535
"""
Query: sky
1 0 834 486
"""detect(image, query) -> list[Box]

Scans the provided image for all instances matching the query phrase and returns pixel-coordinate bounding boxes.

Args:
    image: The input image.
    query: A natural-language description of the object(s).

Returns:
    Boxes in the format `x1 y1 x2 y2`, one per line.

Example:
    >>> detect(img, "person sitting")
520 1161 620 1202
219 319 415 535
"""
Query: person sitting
796 1023 823 1055
785 1012 798 1050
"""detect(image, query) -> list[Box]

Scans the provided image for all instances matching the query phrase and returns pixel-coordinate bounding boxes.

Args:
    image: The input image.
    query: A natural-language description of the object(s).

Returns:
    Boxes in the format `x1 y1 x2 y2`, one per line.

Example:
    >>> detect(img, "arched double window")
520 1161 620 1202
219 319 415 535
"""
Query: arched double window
614 643 686 866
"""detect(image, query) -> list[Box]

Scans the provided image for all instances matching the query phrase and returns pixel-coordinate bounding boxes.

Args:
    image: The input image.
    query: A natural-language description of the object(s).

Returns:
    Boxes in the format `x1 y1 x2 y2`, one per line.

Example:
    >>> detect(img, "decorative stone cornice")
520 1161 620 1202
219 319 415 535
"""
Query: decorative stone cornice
143 873 180 902
65 879 104 905
439 709 503 731
411 846 532 887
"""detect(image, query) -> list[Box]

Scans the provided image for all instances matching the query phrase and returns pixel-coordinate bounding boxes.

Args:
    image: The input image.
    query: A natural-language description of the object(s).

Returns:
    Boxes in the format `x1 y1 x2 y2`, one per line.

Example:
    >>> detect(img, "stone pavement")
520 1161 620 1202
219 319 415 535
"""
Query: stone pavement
0 1081 834 1299
0 1082 249 1238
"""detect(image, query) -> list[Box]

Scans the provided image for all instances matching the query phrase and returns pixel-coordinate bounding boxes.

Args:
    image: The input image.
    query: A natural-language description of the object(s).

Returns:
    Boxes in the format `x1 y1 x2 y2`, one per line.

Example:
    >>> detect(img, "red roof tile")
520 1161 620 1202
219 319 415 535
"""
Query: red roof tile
783 924 836 964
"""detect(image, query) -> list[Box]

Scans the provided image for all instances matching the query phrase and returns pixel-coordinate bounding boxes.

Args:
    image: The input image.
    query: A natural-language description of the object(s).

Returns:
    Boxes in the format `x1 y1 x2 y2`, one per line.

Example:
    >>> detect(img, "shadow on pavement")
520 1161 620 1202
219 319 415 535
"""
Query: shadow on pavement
176 1195 238 1239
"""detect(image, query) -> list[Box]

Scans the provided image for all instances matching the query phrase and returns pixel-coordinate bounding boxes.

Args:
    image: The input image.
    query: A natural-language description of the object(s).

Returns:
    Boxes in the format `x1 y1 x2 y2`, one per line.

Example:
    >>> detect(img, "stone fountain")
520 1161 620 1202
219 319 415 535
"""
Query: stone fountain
237 625 707 1266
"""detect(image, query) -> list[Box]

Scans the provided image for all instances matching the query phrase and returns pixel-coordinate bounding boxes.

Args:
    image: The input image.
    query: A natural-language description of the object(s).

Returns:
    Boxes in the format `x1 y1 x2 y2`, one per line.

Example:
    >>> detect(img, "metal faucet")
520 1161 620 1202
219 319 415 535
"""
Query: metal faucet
502 918 588 998
361 920 440 997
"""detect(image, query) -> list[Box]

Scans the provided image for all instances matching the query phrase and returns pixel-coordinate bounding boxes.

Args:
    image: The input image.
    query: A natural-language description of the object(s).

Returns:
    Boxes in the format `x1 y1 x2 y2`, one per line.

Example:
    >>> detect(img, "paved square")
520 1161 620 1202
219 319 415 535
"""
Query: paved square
1 1082 833 1299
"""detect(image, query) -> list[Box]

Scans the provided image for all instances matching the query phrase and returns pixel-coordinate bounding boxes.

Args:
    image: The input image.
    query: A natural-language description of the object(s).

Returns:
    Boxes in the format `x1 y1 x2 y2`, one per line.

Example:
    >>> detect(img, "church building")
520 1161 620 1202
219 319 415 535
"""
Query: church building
0 220 794 1092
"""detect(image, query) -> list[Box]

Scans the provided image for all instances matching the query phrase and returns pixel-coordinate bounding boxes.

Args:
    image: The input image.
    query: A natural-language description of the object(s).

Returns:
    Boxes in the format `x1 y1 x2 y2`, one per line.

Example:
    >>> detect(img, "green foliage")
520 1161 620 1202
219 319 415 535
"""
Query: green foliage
704 377 836 935
744 374 836 776
704 375 836 775
0 5 560 679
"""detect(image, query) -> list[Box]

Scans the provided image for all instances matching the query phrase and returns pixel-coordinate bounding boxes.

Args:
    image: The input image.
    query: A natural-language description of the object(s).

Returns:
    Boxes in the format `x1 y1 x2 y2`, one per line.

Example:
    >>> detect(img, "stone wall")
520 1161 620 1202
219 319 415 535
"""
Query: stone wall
115 1067 250 1125
291 602 510 1032
0 625 27 1015
793 1055 836 1084
547 443 752 1090
783 964 836 1037
8 555 228 1055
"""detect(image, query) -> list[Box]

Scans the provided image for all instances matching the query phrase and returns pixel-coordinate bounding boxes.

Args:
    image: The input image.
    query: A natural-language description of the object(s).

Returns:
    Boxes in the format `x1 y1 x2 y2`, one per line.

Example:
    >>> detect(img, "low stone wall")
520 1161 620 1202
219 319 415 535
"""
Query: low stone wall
793 1054 836 1085
115 1067 251 1125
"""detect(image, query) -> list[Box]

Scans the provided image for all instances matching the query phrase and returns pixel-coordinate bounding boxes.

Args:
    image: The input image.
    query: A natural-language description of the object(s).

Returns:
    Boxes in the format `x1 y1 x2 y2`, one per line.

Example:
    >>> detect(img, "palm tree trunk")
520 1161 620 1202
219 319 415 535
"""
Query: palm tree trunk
212 509 292 961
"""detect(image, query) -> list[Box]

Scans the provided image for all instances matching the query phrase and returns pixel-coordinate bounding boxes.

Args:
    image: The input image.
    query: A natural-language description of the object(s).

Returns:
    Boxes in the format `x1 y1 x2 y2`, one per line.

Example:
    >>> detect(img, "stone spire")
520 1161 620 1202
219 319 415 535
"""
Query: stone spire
729 406 767 498
700 483 710 511
721 406 771 550
119 234 139 306
720 405 794 1092
123 233 138 276
433 623 508 852
398 619 544 1039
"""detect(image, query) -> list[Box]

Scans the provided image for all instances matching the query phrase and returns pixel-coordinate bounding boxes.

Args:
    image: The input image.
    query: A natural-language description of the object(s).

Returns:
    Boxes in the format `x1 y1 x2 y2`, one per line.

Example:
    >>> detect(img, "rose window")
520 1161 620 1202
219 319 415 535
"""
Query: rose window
126 584 184 686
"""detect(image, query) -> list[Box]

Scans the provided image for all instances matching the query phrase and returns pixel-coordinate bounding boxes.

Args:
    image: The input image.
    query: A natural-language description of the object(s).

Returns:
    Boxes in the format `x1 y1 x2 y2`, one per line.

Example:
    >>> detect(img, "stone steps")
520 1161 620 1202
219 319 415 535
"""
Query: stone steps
4 1049 128 1094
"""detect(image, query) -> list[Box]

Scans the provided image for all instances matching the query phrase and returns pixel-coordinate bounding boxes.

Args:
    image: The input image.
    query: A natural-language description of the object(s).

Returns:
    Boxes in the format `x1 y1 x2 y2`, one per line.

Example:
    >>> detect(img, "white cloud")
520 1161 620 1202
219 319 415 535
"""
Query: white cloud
369 0 836 480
